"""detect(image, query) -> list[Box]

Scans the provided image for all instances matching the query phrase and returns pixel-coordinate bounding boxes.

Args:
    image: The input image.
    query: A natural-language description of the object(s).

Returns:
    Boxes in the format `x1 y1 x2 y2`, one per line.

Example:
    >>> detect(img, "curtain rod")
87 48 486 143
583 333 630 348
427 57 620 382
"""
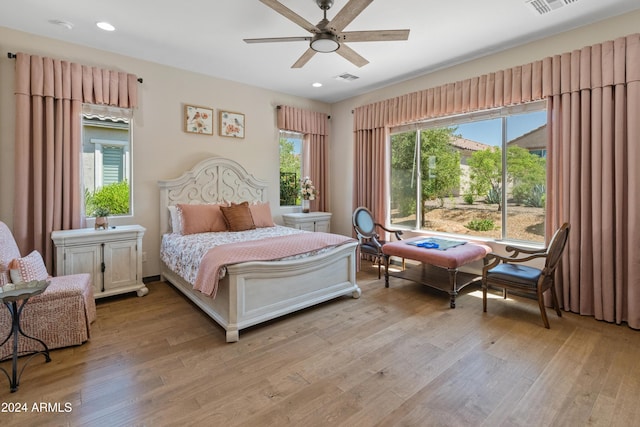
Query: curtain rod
7 52 143 83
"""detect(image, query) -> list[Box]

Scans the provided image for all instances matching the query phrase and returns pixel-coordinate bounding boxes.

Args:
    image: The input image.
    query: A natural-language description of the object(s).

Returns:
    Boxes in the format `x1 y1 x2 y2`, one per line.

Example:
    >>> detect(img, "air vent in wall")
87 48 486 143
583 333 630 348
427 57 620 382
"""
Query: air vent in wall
335 73 360 82
525 0 578 15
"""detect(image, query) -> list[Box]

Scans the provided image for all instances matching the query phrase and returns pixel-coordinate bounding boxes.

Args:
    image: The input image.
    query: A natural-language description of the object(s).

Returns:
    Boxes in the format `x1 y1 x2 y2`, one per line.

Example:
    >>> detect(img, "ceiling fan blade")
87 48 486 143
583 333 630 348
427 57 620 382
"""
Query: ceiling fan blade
336 44 369 68
329 0 373 33
244 36 311 44
259 0 319 33
292 48 317 68
339 29 410 43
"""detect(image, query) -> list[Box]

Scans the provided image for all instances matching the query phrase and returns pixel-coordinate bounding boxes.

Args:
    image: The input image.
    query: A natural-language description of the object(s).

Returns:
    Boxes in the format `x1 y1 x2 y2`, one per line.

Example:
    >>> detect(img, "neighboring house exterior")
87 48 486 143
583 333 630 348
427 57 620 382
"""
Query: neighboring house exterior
508 125 547 157
82 117 130 195
448 125 546 196
449 136 492 196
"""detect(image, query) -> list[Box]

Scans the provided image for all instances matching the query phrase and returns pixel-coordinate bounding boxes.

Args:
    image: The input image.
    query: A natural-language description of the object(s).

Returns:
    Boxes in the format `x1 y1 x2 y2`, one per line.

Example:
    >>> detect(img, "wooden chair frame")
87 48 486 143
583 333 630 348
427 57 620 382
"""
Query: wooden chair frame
482 223 570 328
352 206 403 279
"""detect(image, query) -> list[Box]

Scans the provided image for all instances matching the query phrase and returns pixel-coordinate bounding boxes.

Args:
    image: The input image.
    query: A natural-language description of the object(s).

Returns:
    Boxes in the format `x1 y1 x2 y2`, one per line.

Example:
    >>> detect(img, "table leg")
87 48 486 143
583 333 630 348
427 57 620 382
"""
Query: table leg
448 268 458 309
384 255 390 288
0 299 51 392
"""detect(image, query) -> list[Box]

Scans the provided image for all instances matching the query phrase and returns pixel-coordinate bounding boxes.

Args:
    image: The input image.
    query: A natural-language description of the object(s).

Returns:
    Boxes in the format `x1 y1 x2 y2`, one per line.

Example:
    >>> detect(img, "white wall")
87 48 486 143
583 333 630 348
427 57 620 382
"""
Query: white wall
0 27 329 277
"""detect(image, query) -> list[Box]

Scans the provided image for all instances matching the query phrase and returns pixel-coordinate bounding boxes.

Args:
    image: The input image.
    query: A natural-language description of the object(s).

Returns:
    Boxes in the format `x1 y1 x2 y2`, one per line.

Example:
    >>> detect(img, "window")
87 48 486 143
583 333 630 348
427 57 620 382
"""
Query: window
279 130 304 207
82 105 133 217
390 102 547 243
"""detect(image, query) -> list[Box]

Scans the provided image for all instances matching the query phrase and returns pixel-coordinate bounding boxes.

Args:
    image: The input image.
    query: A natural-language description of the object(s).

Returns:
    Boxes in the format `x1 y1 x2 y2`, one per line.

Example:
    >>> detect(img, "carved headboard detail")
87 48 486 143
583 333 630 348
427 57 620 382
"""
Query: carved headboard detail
158 157 268 234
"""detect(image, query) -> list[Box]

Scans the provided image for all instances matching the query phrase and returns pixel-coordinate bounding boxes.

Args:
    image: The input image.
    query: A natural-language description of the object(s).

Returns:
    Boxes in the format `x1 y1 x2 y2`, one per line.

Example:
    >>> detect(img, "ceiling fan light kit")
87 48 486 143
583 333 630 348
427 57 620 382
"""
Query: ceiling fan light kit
245 0 409 68
310 33 340 52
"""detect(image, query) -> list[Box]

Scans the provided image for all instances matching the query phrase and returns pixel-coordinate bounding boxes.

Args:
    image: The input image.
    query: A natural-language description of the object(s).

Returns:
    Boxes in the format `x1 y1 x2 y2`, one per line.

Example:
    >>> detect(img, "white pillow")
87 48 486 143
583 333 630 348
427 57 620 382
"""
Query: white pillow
9 250 49 284
0 268 10 287
168 205 183 234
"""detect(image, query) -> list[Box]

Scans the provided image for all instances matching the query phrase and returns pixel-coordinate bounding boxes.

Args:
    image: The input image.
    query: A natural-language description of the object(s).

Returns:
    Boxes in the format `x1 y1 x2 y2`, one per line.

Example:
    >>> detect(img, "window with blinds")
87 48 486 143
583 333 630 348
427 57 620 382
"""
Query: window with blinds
102 145 124 185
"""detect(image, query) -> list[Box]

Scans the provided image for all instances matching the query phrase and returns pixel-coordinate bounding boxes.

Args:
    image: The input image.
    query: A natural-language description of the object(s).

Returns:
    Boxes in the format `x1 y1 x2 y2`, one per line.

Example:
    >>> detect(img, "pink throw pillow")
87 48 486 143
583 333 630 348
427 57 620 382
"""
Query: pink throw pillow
8 250 49 284
249 202 275 228
177 204 228 234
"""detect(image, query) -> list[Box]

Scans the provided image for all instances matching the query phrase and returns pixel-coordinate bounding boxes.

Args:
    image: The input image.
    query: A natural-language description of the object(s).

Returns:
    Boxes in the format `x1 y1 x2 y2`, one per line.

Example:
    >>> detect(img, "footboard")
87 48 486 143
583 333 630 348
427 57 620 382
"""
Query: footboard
162 241 360 342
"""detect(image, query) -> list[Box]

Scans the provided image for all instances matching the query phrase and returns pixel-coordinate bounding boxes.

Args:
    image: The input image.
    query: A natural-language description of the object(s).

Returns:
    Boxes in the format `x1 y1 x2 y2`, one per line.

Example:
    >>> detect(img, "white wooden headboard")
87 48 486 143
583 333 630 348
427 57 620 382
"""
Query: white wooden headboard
157 157 268 235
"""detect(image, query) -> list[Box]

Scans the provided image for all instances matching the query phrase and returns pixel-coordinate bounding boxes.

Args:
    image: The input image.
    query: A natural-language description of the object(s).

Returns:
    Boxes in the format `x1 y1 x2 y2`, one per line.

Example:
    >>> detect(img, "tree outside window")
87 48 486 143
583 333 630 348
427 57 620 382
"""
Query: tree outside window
279 131 303 206
390 103 547 243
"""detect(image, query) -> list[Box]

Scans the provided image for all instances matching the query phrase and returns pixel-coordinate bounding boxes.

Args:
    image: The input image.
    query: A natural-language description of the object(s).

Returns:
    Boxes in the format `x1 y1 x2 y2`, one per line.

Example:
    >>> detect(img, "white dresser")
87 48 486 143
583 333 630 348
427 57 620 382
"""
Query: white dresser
282 212 332 232
51 225 148 299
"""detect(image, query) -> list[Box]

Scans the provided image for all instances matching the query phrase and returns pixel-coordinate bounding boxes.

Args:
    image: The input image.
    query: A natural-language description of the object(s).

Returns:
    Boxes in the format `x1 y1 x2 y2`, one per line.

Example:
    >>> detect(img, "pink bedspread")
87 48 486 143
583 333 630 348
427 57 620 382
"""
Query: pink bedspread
194 232 356 297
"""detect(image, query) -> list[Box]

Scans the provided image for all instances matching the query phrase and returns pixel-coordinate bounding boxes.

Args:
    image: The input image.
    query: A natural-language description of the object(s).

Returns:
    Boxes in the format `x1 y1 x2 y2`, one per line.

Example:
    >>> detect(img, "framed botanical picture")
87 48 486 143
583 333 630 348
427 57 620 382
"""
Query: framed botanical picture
184 105 213 135
219 111 245 138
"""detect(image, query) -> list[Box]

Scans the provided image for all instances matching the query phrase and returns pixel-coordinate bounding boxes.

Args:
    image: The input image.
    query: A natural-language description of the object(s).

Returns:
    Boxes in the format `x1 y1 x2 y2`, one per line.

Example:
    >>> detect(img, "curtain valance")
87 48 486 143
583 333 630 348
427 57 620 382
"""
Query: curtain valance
277 105 328 136
14 52 139 108
354 33 640 131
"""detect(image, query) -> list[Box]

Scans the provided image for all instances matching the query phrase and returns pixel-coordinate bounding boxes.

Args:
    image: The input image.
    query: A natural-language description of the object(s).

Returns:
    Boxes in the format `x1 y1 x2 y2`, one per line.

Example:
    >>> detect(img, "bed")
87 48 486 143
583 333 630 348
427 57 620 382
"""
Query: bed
158 157 361 342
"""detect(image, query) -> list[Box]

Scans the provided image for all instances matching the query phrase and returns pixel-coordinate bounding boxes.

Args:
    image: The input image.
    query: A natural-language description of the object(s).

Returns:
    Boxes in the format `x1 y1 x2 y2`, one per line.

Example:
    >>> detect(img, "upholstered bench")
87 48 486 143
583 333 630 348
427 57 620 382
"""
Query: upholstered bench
382 236 492 308
0 222 96 360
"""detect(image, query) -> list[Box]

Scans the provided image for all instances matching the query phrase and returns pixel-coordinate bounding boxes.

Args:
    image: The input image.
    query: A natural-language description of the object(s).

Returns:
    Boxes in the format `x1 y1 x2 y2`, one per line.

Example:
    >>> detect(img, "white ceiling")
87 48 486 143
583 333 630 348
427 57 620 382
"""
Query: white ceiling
2 0 639 103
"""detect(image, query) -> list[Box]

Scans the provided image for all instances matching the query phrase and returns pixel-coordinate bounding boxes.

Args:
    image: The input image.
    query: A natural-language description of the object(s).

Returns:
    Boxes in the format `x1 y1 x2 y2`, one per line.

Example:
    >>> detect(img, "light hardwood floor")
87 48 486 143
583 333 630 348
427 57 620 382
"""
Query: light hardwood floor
1 266 639 427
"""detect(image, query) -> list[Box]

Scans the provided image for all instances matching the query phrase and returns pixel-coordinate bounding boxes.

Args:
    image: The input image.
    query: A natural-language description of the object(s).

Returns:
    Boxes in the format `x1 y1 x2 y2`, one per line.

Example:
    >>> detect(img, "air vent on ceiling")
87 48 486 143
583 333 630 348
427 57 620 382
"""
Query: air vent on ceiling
335 73 360 82
525 0 578 15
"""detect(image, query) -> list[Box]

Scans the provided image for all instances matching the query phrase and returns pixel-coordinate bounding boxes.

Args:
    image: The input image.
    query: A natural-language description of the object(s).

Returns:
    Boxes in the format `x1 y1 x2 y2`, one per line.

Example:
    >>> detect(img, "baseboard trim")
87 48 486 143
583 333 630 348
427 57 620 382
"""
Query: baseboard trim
143 275 161 284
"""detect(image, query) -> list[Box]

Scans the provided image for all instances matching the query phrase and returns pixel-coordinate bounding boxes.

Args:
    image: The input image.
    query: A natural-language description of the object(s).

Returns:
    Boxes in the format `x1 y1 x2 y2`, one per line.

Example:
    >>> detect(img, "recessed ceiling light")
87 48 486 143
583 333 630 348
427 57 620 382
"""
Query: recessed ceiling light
49 19 74 30
312 82 323 88
96 21 115 31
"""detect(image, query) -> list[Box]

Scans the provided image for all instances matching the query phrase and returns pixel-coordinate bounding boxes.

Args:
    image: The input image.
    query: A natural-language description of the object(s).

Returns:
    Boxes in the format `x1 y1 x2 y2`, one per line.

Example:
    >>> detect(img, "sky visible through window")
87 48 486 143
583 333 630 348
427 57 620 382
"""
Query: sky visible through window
288 138 302 152
456 110 547 146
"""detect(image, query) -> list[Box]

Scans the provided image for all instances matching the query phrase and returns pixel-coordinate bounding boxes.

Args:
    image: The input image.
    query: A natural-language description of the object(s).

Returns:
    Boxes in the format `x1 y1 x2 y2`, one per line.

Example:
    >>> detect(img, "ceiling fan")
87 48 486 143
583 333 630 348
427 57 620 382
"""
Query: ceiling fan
244 0 410 68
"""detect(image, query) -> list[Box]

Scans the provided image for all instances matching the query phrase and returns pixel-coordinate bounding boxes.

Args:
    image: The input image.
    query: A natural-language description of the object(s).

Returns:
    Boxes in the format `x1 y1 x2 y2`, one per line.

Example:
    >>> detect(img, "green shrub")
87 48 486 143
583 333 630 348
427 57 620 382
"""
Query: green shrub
524 184 546 208
466 218 495 231
86 181 130 216
463 193 475 205
511 185 529 205
485 187 502 206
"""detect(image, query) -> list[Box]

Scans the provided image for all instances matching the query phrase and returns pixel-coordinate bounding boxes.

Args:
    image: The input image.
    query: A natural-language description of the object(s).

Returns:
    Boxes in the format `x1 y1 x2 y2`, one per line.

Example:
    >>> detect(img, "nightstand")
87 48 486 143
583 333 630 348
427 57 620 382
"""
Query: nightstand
282 212 332 232
51 225 148 298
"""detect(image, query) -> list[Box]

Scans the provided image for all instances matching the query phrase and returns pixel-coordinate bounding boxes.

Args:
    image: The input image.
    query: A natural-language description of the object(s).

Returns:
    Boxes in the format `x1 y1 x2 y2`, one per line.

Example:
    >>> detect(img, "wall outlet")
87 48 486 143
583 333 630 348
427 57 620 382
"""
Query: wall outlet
142 252 147 262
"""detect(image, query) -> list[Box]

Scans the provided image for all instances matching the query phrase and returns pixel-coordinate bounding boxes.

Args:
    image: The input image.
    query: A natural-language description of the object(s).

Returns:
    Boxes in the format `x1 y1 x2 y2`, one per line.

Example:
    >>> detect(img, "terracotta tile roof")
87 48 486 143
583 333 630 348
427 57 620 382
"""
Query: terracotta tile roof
450 137 492 151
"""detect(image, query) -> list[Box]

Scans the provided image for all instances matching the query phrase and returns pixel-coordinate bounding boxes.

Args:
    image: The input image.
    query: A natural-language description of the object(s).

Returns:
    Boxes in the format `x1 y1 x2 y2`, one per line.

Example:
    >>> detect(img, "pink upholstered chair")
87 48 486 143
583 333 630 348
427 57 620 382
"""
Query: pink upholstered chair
0 222 96 359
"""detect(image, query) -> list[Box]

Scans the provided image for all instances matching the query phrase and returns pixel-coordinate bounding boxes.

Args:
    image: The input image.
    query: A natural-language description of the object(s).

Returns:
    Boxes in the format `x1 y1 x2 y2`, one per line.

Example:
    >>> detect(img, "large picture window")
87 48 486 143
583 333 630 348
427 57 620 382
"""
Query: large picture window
390 102 547 243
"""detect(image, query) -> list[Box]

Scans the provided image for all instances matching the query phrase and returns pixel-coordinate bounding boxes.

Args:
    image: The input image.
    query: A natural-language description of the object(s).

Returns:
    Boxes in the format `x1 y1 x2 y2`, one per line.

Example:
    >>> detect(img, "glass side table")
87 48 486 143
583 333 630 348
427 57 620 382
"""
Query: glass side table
0 280 51 392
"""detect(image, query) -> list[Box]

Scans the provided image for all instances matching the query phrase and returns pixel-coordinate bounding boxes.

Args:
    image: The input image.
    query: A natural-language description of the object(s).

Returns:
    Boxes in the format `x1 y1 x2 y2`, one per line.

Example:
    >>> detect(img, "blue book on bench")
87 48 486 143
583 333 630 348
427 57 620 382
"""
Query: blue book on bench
406 237 467 250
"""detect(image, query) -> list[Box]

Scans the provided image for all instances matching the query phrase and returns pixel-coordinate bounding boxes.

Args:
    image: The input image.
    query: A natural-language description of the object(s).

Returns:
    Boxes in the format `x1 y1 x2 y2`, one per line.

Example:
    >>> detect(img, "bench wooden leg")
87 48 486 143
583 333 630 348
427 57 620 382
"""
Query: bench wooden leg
448 268 458 308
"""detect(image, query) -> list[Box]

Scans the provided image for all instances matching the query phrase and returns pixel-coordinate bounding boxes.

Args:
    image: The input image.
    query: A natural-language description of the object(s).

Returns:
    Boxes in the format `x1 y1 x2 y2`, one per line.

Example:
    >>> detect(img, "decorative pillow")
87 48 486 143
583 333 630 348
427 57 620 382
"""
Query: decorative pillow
177 203 228 235
8 250 49 284
168 205 183 234
249 202 275 228
220 202 256 232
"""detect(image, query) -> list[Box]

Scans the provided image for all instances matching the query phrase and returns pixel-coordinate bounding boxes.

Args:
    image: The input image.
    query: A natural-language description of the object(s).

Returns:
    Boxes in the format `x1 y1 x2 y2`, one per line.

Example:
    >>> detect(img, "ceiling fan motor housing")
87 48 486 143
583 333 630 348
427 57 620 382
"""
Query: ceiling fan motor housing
316 0 334 10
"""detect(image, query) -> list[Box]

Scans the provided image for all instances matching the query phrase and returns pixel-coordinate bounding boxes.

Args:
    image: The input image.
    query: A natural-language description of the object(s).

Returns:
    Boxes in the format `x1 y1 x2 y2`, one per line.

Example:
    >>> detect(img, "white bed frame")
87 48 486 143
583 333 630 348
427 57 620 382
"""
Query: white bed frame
158 157 360 342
